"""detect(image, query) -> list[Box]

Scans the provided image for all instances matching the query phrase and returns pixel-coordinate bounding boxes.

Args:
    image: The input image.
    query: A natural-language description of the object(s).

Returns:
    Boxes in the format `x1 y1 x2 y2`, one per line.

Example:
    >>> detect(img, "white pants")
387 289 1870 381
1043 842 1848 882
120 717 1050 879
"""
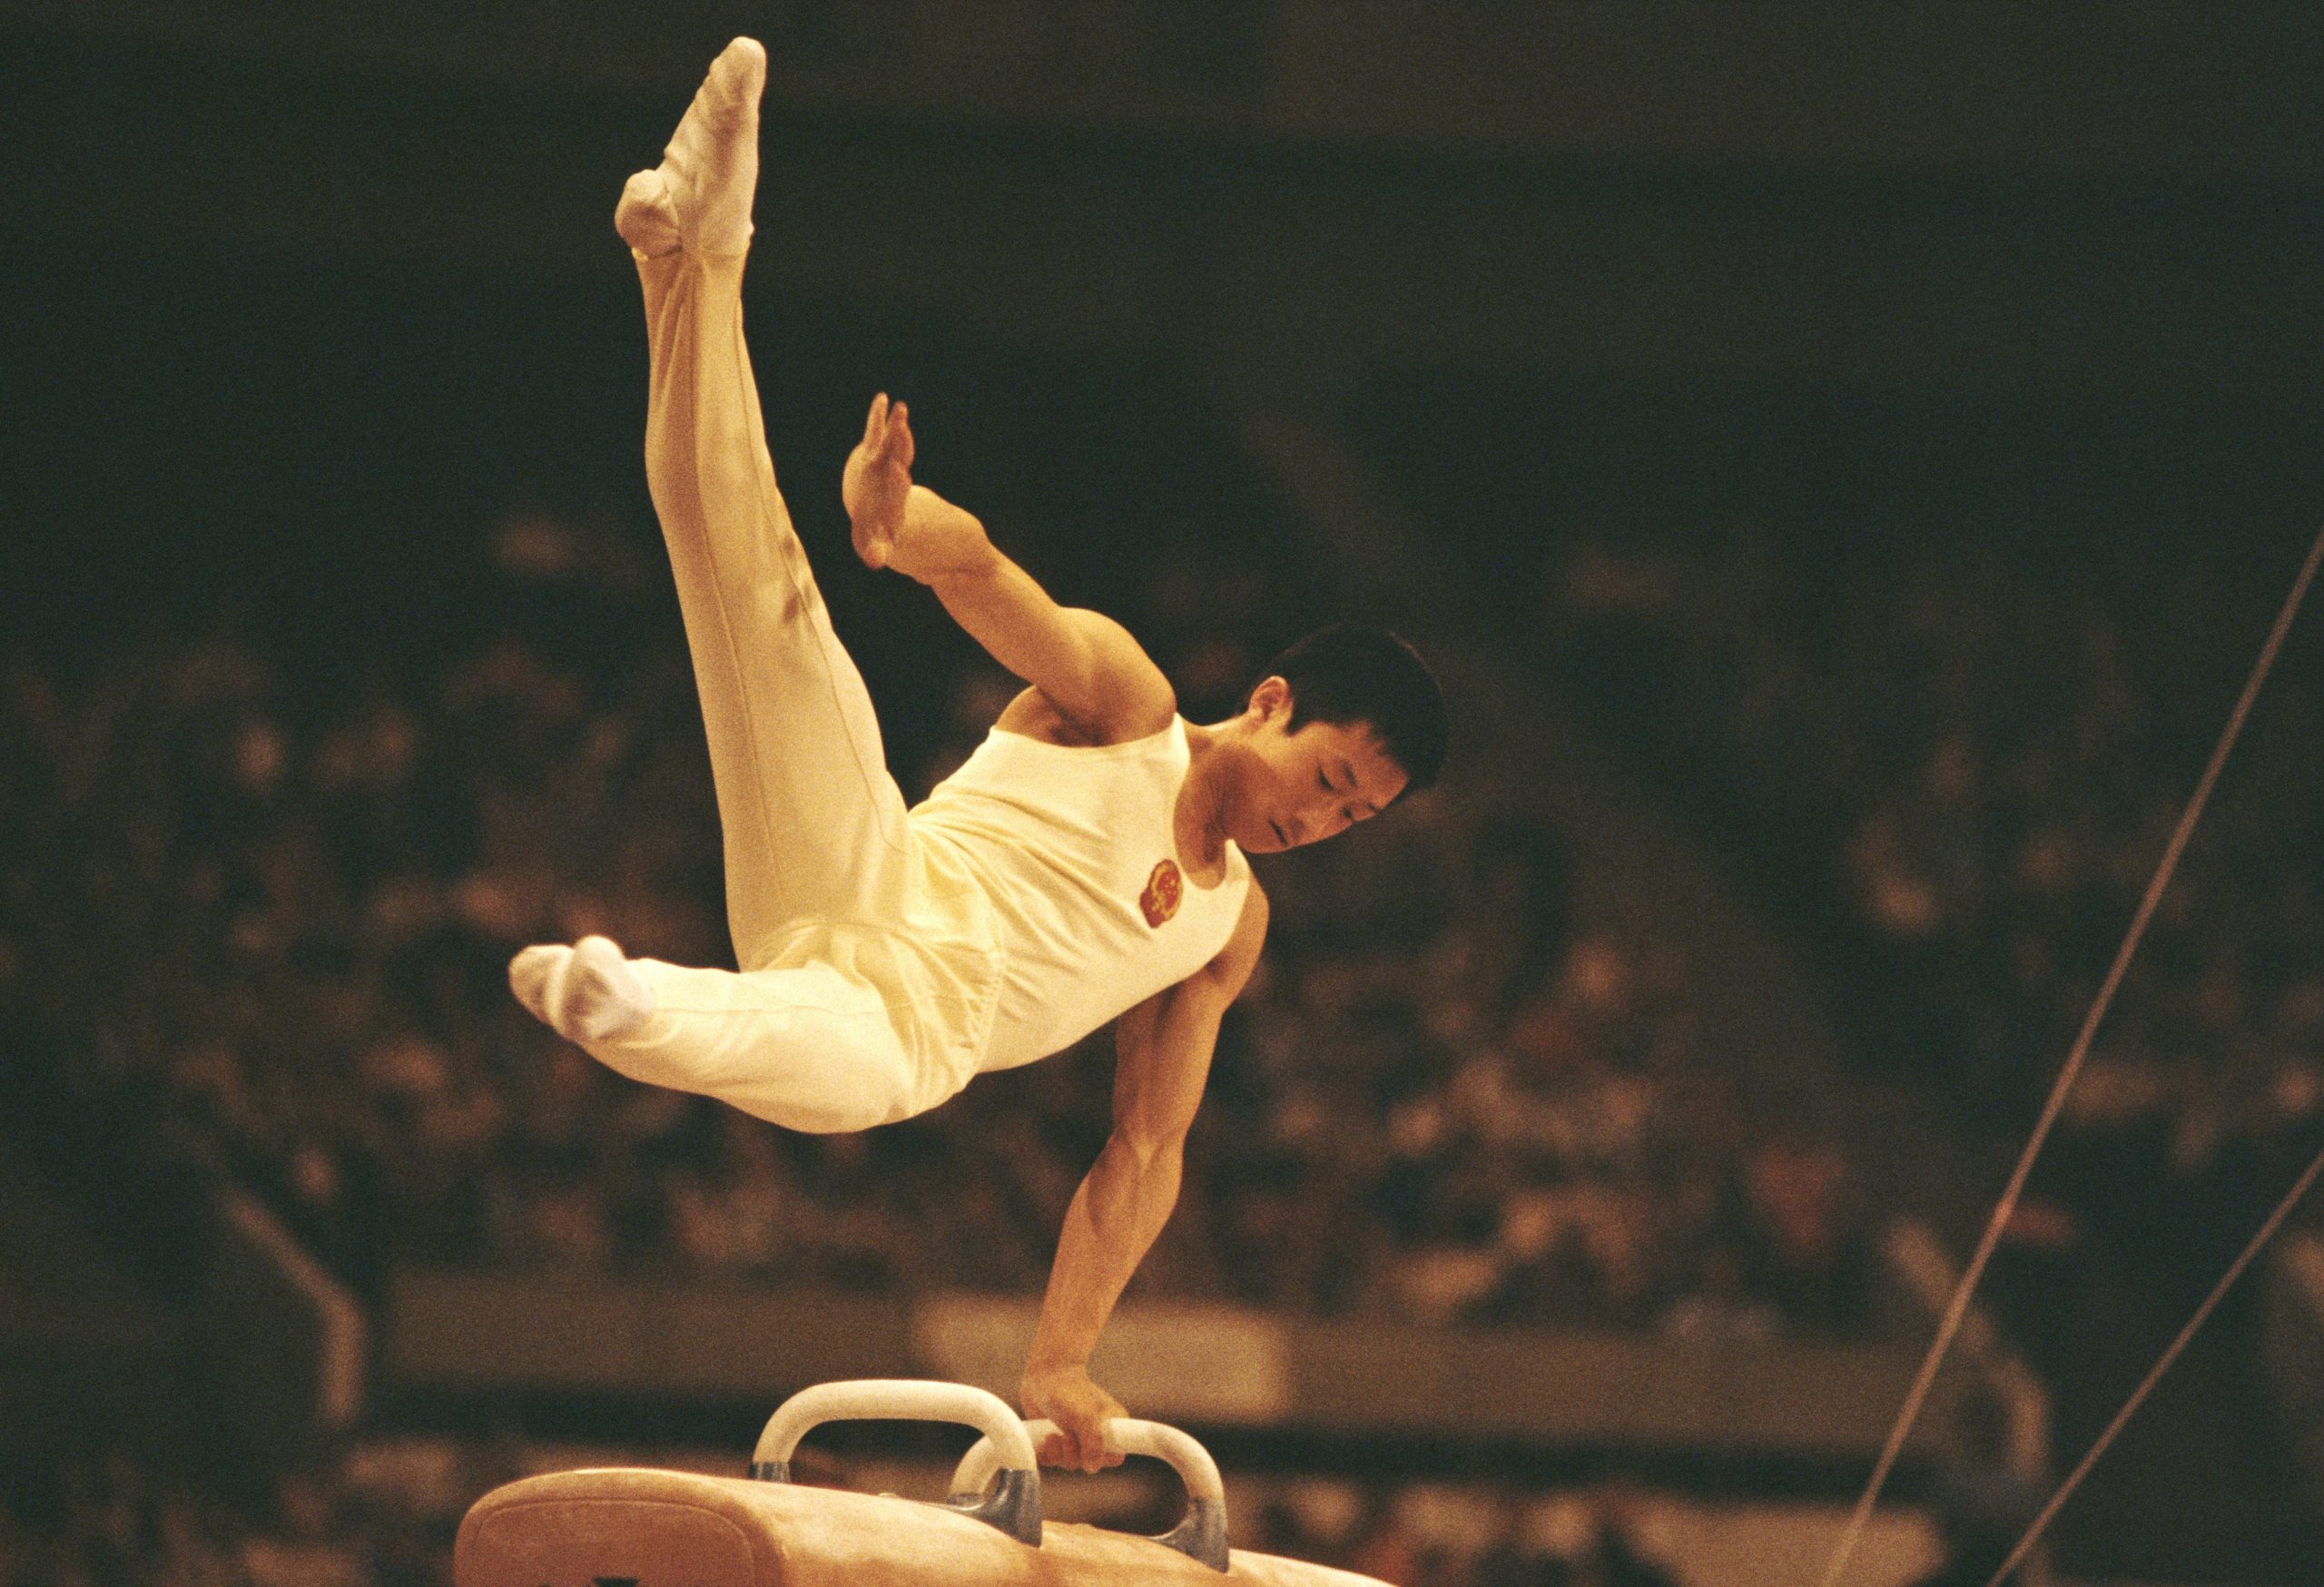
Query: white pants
578 247 988 1133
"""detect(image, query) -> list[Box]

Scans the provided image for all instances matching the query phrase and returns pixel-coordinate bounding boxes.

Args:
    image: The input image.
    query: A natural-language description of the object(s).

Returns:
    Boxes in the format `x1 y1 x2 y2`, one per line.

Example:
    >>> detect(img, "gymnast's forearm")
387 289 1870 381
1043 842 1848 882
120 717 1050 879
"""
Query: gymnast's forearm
927 544 1088 693
918 513 1162 730
1025 1135 1183 1375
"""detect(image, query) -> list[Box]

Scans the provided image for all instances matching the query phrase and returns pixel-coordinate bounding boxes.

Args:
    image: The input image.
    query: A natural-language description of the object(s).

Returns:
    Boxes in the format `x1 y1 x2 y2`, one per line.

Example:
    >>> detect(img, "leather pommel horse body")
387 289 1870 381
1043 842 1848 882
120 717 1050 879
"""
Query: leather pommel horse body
455 1380 1390 1587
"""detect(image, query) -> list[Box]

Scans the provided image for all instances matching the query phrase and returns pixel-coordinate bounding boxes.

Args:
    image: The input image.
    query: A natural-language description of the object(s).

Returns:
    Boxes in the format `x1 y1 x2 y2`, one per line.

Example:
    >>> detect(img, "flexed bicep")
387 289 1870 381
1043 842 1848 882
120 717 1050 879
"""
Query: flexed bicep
1109 986 1212 1152
1112 885 1267 1148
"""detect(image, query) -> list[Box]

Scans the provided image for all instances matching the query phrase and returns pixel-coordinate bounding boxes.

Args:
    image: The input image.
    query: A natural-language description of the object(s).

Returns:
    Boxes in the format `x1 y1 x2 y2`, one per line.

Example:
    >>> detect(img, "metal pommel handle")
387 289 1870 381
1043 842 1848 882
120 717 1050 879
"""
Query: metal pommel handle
950 1418 1231 1572
750 1380 1043 1546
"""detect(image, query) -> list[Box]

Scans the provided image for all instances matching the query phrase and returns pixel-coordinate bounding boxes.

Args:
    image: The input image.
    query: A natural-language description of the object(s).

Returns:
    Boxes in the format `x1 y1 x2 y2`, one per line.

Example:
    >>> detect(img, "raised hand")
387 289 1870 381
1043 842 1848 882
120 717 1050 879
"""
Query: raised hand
1020 1362 1128 1474
842 395 994 585
842 392 915 570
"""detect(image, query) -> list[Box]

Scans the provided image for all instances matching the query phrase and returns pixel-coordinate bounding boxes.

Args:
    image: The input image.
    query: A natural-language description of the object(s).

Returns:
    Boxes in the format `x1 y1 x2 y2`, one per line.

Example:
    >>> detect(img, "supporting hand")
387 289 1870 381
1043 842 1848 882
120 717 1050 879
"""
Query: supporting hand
1019 1363 1128 1474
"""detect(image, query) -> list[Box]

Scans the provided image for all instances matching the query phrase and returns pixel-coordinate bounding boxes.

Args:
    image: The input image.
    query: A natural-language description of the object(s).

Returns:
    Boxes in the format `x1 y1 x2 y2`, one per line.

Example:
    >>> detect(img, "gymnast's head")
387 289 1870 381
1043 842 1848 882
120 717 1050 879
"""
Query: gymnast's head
1214 624 1446 853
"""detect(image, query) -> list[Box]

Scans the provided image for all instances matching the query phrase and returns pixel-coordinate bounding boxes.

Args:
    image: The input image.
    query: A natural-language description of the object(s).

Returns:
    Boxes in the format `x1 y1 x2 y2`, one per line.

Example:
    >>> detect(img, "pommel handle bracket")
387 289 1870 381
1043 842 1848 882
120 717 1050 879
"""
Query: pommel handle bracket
750 1379 1043 1546
950 1416 1231 1572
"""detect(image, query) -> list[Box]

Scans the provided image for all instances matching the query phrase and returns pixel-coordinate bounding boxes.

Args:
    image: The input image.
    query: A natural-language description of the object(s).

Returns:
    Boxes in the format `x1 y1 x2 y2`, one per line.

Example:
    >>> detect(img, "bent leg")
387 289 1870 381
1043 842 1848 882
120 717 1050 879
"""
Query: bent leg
578 957 929 1134
637 249 910 966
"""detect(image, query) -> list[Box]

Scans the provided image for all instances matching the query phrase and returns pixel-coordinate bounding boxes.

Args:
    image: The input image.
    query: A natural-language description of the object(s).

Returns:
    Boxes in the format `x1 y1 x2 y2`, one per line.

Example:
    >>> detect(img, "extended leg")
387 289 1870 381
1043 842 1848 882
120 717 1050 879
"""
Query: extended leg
509 41 937 1128
622 38 911 965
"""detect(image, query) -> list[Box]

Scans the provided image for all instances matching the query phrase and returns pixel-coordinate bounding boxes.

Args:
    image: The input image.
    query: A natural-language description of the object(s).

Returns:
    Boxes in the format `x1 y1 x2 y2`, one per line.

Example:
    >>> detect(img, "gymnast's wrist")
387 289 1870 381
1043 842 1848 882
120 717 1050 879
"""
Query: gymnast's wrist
1020 1352 1090 1385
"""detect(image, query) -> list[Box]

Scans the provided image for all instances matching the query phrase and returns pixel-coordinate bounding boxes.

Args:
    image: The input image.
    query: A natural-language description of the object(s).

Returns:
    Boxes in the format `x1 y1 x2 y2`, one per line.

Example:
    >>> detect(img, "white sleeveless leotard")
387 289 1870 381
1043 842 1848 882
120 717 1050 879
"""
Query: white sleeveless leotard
911 716 1253 1072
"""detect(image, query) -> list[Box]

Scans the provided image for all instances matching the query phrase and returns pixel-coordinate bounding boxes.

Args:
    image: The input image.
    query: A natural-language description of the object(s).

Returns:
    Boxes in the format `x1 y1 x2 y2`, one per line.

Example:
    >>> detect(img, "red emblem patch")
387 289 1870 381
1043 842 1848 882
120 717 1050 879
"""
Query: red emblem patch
1139 858 1184 928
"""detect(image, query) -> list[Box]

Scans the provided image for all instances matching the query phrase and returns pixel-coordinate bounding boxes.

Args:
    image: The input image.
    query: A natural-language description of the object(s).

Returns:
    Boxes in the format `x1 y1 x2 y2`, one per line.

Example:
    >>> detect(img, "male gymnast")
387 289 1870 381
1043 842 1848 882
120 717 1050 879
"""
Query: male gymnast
509 37 1447 1472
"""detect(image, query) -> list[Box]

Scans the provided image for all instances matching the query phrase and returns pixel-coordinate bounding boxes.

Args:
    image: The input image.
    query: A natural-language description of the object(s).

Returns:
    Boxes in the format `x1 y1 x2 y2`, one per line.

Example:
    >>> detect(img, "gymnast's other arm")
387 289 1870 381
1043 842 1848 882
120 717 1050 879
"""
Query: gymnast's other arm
843 394 1176 737
1019 882 1271 1472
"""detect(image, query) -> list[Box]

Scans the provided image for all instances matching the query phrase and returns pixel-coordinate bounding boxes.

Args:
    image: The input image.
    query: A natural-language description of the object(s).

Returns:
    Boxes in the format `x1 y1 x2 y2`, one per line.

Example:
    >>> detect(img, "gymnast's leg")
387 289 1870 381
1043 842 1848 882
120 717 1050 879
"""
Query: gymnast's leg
621 36 911 952
524 941 923 1133
509 39 922 1131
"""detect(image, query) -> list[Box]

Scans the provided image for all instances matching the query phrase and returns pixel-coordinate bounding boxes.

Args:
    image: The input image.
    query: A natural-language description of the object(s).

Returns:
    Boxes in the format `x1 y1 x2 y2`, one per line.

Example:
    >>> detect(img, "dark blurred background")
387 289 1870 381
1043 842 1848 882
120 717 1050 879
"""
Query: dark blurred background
5 4 2324 1584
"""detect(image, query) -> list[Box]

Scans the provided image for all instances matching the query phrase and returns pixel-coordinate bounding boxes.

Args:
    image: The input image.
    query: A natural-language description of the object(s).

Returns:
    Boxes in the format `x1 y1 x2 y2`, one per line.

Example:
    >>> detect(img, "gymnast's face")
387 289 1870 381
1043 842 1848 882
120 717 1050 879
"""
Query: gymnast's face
1228 676 1409 853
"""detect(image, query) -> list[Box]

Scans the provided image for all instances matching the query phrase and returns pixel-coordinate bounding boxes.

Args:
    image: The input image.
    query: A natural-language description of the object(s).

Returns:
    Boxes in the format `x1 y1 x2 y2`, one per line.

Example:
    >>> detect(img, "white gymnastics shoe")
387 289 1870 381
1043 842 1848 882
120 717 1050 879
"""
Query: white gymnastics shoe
615 36 765 256
508 935 655 1044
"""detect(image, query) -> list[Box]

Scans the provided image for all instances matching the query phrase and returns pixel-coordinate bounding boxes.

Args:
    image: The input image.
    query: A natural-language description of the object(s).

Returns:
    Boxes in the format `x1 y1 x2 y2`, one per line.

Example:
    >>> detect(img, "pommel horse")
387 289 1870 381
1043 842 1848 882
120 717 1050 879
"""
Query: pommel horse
455 1378 1390 1587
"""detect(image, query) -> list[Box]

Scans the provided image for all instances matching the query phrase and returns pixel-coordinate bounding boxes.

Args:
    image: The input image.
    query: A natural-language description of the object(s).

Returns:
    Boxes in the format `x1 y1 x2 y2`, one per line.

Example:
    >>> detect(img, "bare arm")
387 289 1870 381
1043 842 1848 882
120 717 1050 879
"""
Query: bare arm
842 395 1174 739
1019 882 1270 1470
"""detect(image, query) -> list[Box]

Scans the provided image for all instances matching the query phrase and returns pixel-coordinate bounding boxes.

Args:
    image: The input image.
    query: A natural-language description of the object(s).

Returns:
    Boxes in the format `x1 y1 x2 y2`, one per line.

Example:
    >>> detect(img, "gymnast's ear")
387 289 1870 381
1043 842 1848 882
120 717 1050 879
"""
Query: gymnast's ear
1246 675 1293 722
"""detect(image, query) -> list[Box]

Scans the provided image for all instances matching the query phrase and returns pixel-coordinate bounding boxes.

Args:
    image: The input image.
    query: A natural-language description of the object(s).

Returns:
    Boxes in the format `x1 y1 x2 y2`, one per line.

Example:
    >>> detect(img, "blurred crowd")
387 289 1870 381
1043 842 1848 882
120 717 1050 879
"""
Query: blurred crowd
1541 526 2324 1288
0 1446 453 1587
0 476 1874 1339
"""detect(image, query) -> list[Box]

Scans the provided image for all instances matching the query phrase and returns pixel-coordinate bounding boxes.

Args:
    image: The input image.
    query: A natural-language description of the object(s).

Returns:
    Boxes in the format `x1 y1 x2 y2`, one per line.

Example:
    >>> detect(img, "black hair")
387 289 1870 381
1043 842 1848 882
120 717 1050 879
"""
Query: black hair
1262 625 1448 796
